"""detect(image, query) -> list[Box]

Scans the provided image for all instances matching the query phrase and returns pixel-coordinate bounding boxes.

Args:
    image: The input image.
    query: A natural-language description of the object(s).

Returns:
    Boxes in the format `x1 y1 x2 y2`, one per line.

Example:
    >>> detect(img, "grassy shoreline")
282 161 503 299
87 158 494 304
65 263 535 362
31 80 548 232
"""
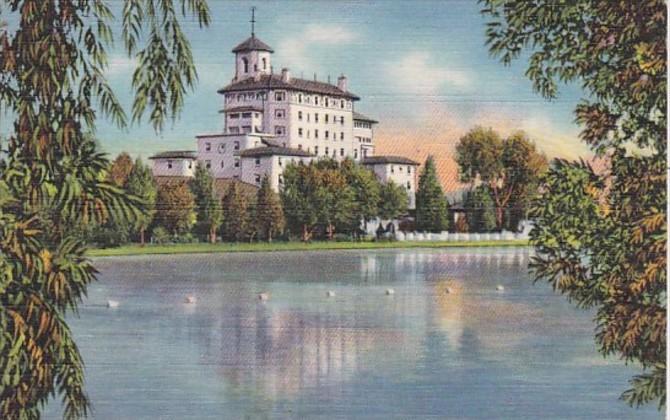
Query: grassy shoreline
87 239 530 257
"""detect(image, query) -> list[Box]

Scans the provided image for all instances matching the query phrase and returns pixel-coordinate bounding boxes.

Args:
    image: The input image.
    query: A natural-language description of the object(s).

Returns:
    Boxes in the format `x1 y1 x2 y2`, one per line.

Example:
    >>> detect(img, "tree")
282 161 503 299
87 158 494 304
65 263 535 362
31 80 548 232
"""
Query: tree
0 1 209 417
314 164 357 239
155 181 196 235
463 186 496 233
415 156 448 232
254 175 285 242
222 182 249 242
341 158 381 229
126 158 157 245
482 0 665 407
281 163 319 241
378 181 409 221
456 127 547 230
108 152 134 187
190 163 222 243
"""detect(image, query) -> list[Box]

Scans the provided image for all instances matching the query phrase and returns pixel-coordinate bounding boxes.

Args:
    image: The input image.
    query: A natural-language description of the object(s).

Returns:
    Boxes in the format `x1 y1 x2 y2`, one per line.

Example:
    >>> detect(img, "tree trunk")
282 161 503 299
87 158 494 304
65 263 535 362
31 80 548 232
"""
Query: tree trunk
140 228 145 247
209 226 216 244
495 206 504 230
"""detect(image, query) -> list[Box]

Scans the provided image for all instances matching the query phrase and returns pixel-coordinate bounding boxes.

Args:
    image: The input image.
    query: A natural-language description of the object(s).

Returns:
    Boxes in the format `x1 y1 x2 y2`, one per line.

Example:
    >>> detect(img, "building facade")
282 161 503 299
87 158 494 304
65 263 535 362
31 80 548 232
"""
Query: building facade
150 31 418 206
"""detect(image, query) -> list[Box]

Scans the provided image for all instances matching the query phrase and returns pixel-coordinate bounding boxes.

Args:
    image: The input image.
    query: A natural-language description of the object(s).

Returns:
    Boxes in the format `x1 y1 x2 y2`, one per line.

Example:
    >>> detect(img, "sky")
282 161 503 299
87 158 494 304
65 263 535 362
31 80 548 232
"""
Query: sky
1 0 591 190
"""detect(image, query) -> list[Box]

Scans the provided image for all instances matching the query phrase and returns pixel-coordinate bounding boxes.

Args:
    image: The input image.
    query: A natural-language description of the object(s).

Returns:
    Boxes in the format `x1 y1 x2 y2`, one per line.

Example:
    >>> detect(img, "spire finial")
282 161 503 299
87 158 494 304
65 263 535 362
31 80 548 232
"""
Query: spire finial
250 6 256 37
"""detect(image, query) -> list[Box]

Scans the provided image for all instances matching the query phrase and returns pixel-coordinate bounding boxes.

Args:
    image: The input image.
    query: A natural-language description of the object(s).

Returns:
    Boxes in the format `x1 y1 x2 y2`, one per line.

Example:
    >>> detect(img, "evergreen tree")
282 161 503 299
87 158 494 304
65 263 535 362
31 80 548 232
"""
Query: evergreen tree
222 182 249 242
254 176 285 242
155 181 196 235
126 157 157 245
415 156 448 232
378 180 409 220
463 186 496 233
190 163 223 243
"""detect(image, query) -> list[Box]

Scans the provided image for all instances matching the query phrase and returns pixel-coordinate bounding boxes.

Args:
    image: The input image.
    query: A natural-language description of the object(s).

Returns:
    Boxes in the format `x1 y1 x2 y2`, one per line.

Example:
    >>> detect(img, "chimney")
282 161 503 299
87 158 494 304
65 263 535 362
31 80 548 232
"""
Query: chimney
337 74 348 92
281 67 291 83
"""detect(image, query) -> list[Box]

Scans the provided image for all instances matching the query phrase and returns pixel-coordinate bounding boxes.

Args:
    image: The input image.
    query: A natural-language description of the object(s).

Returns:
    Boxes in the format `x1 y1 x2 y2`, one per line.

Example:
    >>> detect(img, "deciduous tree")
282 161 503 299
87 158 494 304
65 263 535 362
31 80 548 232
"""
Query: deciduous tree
190 163 222 243
155 181 196 235
108 152 134 187
482 0 666 407
0 1 209 416
222 182 249 242
378 180 408 221
456 127 547 230
254 175 285 242
463 186 496 233
126 158 157 245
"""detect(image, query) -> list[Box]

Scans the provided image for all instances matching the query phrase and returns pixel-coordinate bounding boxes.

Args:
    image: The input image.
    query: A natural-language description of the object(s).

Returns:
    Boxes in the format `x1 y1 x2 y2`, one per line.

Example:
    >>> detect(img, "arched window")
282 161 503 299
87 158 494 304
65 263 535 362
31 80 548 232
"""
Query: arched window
242 57 249 73
262 58 267 70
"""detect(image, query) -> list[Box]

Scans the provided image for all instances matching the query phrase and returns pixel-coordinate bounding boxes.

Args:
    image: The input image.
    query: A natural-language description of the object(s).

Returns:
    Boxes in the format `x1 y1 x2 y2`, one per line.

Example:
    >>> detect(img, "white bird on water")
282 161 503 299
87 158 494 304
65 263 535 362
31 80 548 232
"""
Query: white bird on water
258 292 270 301
107 300 119 308
445 287 454 294
326 291 336 297
496 285 505 292
185 295 197 304
386 288 395 296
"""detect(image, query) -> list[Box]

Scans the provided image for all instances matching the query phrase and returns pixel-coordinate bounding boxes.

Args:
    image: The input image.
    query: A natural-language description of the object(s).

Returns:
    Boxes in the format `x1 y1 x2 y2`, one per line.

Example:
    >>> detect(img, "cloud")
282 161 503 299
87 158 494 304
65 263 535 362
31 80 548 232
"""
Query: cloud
277 24 358 71
105 55 138 76
384 52 472 95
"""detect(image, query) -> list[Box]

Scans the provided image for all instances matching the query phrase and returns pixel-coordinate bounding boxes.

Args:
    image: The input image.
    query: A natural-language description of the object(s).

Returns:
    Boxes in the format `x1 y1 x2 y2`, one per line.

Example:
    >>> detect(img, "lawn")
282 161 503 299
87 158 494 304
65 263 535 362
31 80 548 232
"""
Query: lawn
87 239 530 257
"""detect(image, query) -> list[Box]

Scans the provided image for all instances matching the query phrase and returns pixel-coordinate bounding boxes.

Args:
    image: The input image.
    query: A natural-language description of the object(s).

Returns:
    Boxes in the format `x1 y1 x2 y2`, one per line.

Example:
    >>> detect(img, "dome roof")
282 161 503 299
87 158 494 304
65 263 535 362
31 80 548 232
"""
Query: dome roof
232 36 274 53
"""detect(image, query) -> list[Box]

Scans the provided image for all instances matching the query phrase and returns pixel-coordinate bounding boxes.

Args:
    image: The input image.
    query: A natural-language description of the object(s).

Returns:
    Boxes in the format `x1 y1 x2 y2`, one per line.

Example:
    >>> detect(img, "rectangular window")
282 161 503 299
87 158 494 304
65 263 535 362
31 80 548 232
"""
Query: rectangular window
242 126 252 133
167 160 173 169
298 111 303 121
221 161 225 168
354 149 359 159
340 148 344 157
275 126 285 135
314 146 319 155
255 174 261 185
234 158 240 168
407 166 411 173
391 165 395 174
242 112 252 118
325 131 329 139
325 114 329 123
298 128 303 137
205 142 211 151
229 113 239 119
229 126 240 134
205 160 211 169
255 157 261 166
275 109 285 118
234 141 240 150
340 116 345 125
315 129 319 139
275 91 285 101
340 132 344 141
325 147 329 156
315 113 319 123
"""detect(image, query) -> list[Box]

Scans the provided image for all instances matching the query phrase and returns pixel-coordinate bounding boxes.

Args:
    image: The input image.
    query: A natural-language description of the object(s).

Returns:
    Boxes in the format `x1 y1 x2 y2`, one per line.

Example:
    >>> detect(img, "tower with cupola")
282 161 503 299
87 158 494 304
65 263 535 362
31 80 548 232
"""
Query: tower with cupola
232 7 274 81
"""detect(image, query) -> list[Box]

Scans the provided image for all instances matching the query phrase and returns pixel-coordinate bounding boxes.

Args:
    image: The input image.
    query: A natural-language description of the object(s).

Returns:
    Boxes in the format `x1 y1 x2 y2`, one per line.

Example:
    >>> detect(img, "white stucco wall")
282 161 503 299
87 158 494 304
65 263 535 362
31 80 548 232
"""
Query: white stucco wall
196 133 267 179
151 157 196 177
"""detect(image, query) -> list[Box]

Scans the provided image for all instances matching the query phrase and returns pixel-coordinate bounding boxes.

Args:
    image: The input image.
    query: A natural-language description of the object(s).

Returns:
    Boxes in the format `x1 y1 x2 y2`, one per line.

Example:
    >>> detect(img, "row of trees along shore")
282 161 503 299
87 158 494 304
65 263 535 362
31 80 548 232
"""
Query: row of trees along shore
88 155 417 246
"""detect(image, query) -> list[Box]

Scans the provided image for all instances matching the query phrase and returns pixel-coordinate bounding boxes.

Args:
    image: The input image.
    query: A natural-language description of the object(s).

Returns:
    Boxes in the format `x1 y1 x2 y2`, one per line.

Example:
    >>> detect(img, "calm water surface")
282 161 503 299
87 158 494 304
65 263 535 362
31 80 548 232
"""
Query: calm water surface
46 248 661 419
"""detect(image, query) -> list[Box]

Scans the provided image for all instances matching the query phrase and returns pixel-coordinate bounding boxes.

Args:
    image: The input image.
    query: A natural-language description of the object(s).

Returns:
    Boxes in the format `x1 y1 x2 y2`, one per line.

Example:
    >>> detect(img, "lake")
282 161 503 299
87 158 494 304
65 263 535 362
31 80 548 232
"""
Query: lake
47 248 661 419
